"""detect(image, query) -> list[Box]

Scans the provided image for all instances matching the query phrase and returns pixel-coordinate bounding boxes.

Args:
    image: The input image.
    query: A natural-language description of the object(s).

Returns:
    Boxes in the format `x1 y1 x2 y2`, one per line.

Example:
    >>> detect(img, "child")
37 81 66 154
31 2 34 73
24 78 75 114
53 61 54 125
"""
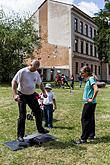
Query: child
42 83 57 128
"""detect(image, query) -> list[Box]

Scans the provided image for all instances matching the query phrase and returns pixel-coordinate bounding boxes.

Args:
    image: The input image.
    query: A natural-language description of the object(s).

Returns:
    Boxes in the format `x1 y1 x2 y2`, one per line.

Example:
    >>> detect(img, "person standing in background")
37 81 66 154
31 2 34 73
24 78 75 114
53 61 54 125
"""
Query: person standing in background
70 74 74 93
78 74 83 88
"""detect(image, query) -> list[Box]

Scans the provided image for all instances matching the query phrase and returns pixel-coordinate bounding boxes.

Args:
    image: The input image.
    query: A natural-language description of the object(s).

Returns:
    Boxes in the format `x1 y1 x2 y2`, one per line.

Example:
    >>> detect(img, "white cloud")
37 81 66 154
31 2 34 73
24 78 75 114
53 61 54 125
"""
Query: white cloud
75 1 100 17
55 0 73 4
0 0 44 16
0 0 74 15
0 0 100 17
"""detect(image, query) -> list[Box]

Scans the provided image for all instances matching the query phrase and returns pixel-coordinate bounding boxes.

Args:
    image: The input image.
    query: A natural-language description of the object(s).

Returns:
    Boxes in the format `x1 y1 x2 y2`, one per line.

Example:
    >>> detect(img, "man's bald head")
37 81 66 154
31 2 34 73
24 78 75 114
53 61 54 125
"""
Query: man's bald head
29 60 40 72
31 60 40 68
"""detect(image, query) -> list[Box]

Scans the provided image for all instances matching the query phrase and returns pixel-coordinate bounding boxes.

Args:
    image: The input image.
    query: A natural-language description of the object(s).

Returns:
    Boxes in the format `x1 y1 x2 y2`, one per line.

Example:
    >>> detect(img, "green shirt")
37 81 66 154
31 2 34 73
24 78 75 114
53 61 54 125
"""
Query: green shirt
83 76 96 104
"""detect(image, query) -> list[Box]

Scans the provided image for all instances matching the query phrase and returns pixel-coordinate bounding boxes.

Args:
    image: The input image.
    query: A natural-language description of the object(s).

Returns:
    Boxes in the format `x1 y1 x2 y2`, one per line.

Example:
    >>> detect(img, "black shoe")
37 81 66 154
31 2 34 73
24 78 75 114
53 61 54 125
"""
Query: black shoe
44 124 48 127
17 137 28 146
38 128 49 134
17 137 24 142
74 139 86 144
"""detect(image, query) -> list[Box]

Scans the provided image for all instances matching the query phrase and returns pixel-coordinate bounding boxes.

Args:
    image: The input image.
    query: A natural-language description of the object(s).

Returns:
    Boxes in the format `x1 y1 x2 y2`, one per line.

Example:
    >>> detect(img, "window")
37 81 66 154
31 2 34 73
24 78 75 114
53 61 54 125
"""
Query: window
81 63 83 67
95 65 97 75
94 29 96 37
90 27 92 38
98 66 100 75
109 64 110 75
75 39 78 52
85 24 88 36
90 44 93 56
91 64 93 72
75 62 78 74
86 42 88 55
80 41 83 54
80 21 83 34
75 18 78 31
94 46 97 57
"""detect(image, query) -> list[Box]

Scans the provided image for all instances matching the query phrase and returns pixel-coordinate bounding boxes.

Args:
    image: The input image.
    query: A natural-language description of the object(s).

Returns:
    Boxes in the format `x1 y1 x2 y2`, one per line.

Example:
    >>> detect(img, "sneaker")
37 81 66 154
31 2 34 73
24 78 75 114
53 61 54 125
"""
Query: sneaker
89 139 94 142
88 137 95 142
74 139 86 144
38 128 49 134
17 137 24 142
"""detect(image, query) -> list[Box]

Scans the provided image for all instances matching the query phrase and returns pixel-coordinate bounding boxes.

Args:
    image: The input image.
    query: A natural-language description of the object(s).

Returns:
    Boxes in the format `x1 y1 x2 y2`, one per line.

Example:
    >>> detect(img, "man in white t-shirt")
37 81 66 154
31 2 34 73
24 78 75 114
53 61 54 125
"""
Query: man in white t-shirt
12 60 49 142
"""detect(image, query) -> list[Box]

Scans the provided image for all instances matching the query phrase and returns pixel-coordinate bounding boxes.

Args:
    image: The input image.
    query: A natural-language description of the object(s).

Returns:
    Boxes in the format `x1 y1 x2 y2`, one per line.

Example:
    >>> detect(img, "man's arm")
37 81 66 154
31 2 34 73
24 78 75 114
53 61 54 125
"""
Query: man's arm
39 82 47 97
53 99 57 110
12 80 20 102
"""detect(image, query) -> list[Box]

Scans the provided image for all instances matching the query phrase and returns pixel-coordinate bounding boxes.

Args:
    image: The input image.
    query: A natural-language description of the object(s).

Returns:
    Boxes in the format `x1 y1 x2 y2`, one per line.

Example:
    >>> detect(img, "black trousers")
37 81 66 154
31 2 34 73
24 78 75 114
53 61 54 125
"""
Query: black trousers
81 103 96 140
70 81 74 89
17 92 43 138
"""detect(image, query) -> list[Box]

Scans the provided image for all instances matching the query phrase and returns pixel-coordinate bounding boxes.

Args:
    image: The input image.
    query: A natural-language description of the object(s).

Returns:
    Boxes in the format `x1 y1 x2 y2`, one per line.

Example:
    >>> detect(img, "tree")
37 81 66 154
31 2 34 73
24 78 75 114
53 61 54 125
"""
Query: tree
94 1 110 63
0 10 40 82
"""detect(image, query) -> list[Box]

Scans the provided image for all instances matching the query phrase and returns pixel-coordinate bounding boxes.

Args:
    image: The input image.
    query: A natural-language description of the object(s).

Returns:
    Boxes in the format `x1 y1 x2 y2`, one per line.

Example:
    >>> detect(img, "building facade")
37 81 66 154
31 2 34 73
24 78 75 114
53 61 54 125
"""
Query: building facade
28 0 110 82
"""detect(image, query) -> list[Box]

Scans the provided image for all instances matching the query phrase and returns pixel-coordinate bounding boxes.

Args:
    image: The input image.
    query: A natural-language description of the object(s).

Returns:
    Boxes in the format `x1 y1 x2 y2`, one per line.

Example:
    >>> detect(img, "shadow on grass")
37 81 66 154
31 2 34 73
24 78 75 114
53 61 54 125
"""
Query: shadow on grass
41 140 86 151
53 126 73 130
89 135 110 144
43 135 110 150
42 118 61 123
53 118 61 122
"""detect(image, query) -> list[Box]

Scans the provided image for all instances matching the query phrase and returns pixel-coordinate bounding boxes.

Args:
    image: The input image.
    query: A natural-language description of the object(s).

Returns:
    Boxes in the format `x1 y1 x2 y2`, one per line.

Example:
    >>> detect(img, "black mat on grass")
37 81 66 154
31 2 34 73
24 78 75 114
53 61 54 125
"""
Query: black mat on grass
4 133 56 151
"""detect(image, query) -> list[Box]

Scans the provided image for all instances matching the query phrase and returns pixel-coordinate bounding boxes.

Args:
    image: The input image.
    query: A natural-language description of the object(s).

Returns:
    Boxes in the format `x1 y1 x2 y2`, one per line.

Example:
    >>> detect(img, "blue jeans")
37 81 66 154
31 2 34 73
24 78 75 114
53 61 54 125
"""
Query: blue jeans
79 80 82 88
44 104 53 128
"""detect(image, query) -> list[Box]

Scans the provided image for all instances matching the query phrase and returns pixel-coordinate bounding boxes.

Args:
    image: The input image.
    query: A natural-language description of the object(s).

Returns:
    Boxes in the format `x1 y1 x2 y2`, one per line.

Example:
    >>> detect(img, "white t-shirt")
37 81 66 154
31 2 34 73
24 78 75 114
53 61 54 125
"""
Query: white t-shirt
12 67 42 95
43 91 55 105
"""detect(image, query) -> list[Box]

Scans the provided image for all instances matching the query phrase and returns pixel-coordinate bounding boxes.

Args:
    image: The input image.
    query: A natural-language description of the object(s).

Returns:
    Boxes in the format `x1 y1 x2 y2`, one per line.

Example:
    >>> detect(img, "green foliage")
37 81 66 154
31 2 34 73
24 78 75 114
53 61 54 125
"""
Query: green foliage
0 10 40 82
94 1 110 63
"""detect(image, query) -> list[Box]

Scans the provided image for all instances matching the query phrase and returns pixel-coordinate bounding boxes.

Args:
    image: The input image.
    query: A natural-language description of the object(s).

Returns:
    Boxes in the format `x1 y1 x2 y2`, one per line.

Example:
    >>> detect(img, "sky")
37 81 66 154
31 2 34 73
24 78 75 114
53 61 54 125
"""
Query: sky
0 0 105 18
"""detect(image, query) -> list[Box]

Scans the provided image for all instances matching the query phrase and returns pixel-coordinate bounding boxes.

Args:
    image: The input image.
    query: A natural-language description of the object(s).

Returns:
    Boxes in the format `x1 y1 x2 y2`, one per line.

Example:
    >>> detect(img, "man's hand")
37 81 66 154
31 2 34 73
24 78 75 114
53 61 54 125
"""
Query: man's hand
54 106 57 110
13 94 20 102
43 93 47 98
39 83 47 98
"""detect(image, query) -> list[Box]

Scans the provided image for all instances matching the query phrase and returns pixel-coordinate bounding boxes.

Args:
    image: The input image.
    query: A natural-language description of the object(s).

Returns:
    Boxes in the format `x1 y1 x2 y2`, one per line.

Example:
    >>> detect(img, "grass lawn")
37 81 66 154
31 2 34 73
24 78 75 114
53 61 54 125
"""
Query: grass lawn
0 82 110 165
